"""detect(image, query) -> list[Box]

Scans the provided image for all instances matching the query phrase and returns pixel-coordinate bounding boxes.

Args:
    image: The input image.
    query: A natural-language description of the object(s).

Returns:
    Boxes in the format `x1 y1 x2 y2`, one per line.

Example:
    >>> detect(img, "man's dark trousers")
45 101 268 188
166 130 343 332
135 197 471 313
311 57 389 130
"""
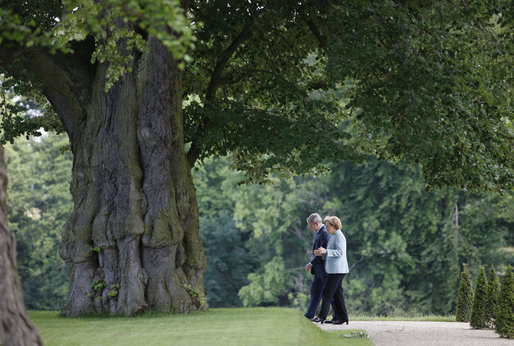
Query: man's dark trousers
305 225 330 319
305 270 328 319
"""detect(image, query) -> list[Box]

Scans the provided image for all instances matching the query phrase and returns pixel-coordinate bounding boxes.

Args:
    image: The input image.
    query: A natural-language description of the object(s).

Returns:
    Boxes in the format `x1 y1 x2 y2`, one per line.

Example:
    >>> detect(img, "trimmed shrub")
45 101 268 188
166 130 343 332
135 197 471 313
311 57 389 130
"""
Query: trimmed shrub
485 266 500 328
496 266 513 338
470 266 488 329
456 264 473 322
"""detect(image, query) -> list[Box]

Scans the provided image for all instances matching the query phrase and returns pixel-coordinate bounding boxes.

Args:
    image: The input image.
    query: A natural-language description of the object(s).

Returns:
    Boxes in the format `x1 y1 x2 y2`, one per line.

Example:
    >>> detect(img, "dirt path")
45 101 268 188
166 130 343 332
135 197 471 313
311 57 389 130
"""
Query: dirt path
318 321 514 345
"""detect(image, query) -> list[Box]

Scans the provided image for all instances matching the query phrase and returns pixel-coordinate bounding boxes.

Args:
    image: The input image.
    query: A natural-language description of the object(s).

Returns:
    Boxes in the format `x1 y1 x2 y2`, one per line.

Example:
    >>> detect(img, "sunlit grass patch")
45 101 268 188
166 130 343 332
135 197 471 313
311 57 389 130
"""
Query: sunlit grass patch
29 308 372 346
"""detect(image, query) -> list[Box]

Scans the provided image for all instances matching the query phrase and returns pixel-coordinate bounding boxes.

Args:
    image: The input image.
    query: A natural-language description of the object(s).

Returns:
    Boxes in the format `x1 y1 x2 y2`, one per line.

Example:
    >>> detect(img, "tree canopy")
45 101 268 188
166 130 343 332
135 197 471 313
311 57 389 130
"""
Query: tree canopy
0 0 512 190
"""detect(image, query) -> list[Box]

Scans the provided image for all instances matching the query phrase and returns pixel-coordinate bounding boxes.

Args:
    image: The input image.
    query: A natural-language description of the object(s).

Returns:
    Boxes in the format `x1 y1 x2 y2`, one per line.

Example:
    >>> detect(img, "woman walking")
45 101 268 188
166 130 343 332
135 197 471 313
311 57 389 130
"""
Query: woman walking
314 216 349 324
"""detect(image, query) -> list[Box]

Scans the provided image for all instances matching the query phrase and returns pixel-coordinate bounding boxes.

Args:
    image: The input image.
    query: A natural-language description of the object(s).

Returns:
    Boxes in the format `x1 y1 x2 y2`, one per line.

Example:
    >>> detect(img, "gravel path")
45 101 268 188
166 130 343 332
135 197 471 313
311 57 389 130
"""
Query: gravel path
317 321 514 346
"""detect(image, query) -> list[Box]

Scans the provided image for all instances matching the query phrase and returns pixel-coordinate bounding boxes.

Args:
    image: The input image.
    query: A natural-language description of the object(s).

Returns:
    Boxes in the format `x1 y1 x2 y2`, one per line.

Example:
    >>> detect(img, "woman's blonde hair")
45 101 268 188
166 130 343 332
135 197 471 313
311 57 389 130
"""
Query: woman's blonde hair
324 216 342 230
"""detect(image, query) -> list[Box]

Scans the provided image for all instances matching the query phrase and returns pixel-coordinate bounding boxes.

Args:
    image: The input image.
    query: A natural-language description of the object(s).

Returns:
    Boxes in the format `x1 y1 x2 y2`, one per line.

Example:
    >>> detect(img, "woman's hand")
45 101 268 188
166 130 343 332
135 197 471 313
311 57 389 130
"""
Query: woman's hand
314 247 327 256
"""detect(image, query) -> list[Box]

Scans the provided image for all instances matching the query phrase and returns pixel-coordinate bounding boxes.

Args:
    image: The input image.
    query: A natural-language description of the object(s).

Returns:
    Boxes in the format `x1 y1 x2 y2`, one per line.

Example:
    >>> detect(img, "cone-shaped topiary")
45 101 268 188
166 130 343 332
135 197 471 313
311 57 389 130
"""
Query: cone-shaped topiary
470 266 488 329
496 266 513 338
485 266 500 329
456 263 473 322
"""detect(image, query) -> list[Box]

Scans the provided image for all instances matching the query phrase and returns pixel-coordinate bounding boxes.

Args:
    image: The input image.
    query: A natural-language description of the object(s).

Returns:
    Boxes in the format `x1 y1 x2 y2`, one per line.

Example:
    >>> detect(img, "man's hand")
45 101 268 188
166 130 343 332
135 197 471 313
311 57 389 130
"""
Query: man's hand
305 263 312 272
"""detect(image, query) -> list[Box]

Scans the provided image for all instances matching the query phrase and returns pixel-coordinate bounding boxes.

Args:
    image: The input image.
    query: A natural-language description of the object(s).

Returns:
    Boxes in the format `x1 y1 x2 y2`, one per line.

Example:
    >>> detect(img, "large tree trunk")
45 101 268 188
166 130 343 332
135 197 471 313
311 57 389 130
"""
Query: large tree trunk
0 147 43 345
34 37 207 317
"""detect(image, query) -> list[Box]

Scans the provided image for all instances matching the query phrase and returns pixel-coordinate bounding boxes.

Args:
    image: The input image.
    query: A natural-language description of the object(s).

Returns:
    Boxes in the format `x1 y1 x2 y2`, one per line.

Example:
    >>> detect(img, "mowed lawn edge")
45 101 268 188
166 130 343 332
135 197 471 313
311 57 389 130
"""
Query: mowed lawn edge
29 307 372 346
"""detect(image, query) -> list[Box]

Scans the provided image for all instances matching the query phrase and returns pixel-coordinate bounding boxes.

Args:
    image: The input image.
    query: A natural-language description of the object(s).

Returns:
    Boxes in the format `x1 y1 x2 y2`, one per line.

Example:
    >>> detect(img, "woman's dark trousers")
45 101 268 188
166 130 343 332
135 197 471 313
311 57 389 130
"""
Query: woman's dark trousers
319 273 348 322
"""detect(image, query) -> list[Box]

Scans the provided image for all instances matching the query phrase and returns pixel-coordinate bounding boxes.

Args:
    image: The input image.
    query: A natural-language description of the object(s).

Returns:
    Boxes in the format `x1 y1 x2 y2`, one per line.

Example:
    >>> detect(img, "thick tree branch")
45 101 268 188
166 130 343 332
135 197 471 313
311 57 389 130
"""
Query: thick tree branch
0 38 96 146
187 24 253 167
303 18 326 48
205 24 253 102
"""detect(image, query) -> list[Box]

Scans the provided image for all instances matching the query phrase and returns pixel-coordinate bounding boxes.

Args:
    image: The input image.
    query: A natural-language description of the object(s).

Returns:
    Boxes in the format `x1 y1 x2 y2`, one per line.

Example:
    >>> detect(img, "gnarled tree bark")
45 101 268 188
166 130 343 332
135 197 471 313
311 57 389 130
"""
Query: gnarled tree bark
0 147 43 345
28 36 206 317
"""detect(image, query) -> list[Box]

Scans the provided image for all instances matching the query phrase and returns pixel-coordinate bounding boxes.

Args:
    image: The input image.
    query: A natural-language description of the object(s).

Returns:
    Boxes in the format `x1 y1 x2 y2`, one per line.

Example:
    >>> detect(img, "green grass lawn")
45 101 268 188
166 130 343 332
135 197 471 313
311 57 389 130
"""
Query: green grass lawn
29 308 372 346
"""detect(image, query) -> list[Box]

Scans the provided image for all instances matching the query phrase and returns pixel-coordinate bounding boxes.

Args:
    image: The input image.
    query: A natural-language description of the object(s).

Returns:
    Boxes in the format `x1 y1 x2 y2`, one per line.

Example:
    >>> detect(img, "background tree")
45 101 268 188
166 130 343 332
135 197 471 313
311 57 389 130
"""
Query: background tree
0 0 512 317
470 266 488 329
0 146 42 345
458 194 514 270
192 157 257 307
496 266 513 338
5 133 71 310
233 172 324 309
456 264 473 322
485 266 500 328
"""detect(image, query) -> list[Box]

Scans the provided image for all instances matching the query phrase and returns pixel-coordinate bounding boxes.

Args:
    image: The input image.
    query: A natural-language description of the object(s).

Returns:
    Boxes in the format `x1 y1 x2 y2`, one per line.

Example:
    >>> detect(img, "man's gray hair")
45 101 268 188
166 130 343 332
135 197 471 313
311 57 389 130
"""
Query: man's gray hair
307 213 322 224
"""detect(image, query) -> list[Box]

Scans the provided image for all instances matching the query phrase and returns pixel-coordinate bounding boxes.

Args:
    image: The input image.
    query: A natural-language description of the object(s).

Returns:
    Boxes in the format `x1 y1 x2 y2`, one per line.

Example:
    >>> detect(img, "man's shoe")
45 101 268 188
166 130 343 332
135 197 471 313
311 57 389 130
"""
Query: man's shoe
324 319 334 324
331 320 344 325
310 317 322 323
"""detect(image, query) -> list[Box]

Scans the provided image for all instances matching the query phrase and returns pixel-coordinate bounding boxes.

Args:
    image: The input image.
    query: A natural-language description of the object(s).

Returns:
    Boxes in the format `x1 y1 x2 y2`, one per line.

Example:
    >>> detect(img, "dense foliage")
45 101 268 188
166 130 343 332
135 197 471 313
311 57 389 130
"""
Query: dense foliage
0 1 512 191
456 264 473 322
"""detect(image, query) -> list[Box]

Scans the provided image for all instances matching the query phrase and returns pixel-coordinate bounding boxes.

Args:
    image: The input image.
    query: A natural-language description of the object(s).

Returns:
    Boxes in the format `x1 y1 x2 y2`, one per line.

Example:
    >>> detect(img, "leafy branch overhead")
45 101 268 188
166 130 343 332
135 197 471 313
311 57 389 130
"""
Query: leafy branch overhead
0 0 512 190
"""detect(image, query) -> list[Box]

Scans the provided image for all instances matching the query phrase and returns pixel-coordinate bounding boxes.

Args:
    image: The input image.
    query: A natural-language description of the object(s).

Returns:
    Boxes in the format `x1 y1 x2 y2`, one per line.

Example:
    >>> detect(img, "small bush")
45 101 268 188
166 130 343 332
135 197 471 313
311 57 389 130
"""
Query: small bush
485 266 500 328
496 266 513 338
470 266 488 329
456 264 473 322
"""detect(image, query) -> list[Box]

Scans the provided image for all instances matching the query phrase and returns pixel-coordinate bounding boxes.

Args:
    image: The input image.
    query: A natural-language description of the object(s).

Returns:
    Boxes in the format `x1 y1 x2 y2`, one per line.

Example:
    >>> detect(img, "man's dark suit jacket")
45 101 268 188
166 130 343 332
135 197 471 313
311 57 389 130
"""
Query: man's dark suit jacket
310 224 330 277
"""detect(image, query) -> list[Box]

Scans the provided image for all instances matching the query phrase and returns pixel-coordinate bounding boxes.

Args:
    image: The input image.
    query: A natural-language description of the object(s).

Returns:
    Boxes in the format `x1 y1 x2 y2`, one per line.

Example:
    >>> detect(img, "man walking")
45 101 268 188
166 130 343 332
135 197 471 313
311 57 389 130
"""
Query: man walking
304 213 330 322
